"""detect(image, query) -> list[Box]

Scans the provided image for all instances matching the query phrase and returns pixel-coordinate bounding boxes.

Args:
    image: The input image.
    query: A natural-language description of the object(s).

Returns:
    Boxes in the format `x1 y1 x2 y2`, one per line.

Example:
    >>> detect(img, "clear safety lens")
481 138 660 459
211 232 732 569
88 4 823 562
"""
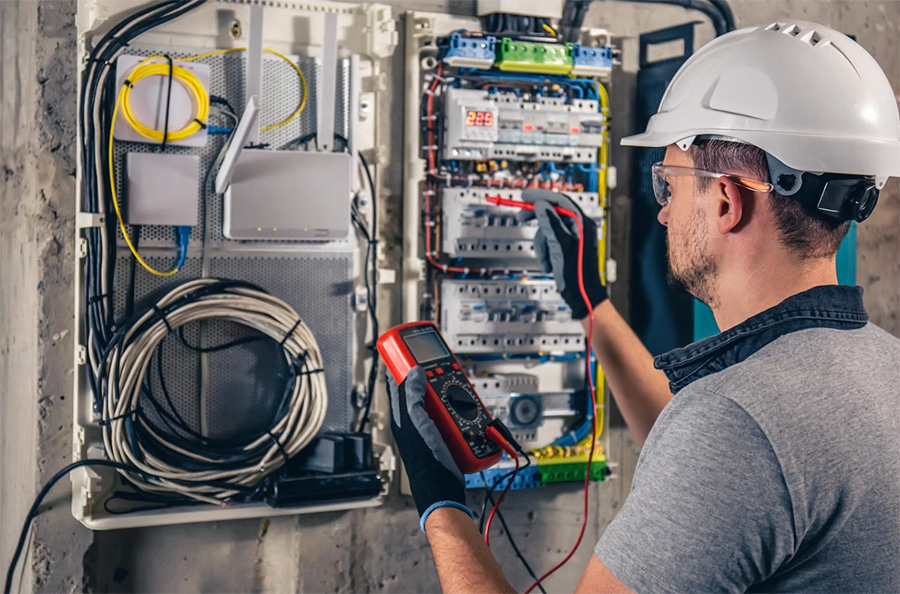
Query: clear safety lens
651 163 670 207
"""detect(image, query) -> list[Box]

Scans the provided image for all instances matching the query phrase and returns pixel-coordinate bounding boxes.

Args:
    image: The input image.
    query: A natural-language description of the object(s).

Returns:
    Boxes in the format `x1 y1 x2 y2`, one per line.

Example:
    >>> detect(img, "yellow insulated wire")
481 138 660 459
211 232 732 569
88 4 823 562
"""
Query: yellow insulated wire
594 79 611 439
121 57 210 143
178 47 308 131
121 49 308 142
542 23 558 37
110 77 181 277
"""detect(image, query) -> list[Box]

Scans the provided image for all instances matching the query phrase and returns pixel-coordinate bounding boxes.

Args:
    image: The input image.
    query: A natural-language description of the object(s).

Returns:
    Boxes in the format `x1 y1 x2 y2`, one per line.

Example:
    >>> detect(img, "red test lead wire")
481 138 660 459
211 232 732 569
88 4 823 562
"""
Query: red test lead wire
484 195 600 594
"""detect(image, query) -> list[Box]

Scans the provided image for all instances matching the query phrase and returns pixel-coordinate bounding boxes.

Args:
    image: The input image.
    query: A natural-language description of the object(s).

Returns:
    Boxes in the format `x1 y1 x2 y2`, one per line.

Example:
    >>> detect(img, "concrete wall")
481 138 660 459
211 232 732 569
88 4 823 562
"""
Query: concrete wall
1 1 897 593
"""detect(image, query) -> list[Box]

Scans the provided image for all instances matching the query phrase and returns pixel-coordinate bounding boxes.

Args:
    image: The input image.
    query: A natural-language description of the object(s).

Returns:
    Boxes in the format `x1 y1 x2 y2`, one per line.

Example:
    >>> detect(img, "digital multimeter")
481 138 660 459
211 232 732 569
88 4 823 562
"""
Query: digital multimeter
377 321 502 474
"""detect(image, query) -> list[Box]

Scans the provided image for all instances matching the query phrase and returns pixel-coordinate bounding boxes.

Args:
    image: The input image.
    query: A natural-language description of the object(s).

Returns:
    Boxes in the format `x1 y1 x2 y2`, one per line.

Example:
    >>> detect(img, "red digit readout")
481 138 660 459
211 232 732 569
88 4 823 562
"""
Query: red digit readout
465 110 494 127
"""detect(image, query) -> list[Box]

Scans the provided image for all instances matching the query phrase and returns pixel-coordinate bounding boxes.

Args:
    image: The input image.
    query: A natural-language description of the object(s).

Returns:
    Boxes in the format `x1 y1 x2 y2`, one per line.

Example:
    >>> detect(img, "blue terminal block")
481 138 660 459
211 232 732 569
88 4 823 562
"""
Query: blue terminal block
570 44 614 76
465 458 542 491
443 33 497 69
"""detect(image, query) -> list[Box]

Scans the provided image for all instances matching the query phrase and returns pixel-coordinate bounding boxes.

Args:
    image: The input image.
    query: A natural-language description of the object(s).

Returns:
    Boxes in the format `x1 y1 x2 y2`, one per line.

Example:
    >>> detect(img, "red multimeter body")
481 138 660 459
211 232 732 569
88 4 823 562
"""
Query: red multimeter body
377 321 502 474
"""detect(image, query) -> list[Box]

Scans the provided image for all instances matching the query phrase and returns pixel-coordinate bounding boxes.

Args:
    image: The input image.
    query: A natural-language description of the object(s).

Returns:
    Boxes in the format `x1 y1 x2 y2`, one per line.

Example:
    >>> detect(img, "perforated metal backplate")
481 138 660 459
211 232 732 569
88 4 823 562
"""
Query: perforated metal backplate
110 44 357 440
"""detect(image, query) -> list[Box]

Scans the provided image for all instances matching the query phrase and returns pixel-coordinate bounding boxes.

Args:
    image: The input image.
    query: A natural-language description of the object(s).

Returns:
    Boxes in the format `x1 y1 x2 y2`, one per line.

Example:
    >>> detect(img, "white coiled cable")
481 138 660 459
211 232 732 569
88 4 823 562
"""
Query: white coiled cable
100 279 328 504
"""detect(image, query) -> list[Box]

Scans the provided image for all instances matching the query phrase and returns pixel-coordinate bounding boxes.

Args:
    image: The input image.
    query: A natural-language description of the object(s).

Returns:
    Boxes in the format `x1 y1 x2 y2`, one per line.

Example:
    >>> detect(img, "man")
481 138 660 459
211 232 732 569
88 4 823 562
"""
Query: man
390 20 900 592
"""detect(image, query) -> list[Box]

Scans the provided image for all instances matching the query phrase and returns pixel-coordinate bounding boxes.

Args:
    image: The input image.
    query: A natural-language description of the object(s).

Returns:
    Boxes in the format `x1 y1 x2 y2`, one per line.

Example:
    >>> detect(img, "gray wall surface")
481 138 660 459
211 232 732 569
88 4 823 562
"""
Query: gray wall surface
1 1 897 592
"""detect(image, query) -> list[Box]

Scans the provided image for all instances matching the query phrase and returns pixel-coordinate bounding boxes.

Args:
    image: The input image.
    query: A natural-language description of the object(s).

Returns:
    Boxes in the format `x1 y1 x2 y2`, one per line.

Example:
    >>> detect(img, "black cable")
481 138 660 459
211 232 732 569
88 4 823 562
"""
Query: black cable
160 54 175 151
708 0 735 31
5 460 140 594
479 468 517 533
125 225 141 317
478 471 547 594
356 150 379 433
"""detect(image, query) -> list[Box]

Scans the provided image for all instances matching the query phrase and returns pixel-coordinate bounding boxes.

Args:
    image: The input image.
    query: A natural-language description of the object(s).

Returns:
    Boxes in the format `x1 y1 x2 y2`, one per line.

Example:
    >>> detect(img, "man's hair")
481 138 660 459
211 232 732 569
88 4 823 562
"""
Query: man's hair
688 139 851 259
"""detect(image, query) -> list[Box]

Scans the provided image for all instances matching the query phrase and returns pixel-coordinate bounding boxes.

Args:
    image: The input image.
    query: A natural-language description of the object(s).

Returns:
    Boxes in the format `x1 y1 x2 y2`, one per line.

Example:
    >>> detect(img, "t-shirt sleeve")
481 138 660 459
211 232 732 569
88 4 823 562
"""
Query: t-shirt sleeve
595 390 795 593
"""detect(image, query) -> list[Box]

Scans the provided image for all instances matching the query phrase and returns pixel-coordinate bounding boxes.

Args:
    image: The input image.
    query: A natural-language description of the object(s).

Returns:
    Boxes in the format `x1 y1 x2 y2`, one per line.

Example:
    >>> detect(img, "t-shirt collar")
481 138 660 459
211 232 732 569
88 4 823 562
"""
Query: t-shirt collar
654 285 868 394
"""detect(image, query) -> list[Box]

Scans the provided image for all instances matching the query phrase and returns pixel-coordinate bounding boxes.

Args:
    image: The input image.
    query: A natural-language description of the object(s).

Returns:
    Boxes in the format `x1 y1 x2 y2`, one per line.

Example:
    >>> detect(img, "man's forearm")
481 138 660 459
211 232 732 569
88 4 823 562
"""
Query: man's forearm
582 300 672 444
425 507 516 594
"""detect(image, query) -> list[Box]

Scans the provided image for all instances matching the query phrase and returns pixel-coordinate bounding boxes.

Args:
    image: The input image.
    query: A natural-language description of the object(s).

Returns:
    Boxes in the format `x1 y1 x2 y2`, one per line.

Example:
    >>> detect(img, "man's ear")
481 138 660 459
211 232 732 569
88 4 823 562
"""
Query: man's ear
714 176 746 235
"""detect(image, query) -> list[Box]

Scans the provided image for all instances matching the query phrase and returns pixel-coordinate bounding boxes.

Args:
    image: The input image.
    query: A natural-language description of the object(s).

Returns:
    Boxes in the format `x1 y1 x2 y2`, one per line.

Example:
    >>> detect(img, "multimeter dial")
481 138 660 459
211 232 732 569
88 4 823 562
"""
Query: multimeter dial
442 383 481 423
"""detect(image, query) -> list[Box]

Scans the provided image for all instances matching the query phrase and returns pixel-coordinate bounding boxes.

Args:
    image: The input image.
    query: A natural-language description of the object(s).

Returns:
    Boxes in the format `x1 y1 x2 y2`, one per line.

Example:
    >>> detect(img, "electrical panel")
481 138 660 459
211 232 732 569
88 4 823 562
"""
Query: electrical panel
72 0 397 529
404 12 614 493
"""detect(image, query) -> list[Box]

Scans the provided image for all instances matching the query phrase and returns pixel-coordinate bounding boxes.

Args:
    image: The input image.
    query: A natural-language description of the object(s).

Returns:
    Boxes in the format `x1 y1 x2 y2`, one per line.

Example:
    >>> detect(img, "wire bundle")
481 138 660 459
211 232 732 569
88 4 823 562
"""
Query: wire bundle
100 279 328 504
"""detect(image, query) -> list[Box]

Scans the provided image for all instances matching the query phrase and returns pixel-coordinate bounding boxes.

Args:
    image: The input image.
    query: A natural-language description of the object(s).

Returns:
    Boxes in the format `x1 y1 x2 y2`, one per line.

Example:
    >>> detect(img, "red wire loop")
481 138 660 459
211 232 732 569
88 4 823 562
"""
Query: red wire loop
522 214 598 594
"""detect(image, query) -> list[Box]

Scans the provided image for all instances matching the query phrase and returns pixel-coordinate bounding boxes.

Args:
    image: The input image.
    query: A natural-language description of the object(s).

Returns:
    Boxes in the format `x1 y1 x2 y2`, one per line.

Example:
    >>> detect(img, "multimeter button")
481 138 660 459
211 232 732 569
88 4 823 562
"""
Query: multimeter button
435 368 444 375
452 363 461 371
426 370 435 378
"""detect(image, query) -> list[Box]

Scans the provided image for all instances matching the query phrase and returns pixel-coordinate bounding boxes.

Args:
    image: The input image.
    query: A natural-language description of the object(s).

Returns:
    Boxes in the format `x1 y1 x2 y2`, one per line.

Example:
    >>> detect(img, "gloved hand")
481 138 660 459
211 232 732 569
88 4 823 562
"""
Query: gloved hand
388 366 474 532
517 189 607 320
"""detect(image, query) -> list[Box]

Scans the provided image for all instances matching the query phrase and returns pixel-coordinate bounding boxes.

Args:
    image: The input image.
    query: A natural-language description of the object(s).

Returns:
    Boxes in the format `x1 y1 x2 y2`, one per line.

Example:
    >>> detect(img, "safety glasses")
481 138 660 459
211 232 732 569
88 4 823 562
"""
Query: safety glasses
651 162 774 207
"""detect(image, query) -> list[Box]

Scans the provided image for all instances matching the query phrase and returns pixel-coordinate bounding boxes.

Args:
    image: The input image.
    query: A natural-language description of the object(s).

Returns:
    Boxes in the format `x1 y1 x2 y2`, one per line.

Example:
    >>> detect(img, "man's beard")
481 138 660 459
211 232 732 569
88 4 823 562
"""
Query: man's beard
666 210 718 307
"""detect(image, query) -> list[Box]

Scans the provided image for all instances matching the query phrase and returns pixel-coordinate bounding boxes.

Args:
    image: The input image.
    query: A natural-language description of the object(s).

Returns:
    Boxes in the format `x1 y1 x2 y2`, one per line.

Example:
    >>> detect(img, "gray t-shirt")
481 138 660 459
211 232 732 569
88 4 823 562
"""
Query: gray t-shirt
596 323 900 592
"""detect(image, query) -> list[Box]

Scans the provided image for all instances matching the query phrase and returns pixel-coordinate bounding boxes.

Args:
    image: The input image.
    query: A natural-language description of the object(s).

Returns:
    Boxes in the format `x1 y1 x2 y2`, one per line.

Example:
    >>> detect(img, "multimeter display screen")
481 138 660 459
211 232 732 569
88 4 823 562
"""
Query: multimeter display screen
404 330 450 364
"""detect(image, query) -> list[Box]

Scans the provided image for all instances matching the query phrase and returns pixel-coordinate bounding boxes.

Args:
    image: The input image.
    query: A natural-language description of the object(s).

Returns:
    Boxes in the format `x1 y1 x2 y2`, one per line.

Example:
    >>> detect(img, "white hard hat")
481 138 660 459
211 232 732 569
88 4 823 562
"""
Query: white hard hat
623 20 900 190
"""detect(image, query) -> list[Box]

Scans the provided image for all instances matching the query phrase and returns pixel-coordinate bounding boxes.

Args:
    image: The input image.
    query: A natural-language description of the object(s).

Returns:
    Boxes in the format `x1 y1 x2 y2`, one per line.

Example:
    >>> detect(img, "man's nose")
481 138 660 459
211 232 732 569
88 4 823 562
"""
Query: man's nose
657 204 669 227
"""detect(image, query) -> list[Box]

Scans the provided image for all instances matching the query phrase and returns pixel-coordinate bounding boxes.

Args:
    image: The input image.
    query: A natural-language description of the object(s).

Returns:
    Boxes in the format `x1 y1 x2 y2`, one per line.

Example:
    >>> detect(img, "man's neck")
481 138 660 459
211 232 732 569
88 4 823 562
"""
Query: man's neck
710 257 839 331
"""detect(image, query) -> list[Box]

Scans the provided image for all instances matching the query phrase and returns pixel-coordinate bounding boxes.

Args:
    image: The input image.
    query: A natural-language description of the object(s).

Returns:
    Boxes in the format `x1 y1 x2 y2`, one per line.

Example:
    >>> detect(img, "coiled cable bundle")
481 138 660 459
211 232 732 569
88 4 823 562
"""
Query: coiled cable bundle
99 279 328 504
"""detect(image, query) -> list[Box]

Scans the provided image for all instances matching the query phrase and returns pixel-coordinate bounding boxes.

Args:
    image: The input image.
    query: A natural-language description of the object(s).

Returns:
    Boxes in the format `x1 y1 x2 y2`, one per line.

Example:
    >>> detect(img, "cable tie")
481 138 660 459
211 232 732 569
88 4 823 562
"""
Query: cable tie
194 118 207 130
280 318 304 347
87 293 109 305
151 304 174 334
123 79 134 88
265 431 290 465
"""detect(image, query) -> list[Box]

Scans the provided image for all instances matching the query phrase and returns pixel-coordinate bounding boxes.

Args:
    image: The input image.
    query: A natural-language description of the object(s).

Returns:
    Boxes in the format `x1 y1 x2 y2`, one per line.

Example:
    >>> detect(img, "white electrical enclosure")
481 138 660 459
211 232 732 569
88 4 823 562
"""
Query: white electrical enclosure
74 0 397 529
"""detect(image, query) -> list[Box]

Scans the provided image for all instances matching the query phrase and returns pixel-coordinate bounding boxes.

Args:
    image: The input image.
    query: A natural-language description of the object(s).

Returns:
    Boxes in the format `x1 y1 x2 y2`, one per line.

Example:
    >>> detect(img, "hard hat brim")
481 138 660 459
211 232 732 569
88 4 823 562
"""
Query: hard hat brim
620 131 671 148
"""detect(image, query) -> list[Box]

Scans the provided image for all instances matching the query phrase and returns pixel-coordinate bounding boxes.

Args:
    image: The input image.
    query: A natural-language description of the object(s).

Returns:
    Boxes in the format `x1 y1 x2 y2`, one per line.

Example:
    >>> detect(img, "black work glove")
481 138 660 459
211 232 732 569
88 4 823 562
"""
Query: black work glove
388 366 473 532
517 189 607 320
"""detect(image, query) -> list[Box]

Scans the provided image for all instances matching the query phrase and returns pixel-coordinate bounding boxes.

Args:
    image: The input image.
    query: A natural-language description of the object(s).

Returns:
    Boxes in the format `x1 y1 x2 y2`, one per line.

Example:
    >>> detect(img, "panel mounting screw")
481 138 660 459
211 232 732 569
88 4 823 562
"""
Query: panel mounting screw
230 20 242 39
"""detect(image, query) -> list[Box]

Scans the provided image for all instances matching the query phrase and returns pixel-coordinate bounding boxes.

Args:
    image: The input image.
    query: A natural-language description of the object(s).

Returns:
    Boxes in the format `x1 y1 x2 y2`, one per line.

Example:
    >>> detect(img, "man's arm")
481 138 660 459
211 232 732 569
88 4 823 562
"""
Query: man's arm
583 300 672 444
425 508 515 594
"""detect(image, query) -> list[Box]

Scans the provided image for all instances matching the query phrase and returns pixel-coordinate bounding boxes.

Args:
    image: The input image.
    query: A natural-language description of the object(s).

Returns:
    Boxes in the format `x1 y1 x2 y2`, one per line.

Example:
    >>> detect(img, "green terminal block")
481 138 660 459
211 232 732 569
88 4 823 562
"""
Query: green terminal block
538 457 608 485
496 37 574 74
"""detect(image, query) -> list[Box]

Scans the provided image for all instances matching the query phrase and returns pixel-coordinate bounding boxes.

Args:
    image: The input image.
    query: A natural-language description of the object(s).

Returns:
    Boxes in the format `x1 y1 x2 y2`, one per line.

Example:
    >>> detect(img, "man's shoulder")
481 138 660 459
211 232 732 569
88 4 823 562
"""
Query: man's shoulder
693 322 900 405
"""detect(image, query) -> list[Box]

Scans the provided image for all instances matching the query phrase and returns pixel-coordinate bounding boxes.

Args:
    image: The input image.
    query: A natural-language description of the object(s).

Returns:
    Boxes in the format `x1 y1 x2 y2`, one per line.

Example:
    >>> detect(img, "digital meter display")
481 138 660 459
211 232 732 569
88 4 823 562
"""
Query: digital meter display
403 330 451 364
465 110 494 128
